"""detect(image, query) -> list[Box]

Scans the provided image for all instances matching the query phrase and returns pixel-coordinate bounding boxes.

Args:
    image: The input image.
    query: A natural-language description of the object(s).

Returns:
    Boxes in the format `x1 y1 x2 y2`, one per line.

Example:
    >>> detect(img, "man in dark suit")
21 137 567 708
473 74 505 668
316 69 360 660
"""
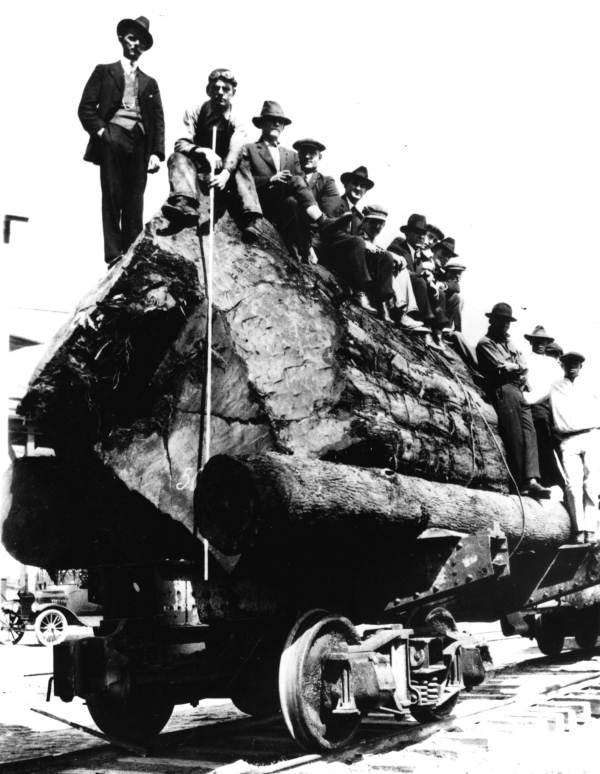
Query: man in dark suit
78 16 165 265
319 166 395 314
234 102 346 259
291 138 341 262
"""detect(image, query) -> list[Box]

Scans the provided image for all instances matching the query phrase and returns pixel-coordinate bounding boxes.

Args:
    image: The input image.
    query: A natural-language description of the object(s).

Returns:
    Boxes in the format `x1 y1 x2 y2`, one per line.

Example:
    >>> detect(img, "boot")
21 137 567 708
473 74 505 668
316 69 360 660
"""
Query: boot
521 479 552 499
241 214 263 244
162 195 200 224
352 291 378 314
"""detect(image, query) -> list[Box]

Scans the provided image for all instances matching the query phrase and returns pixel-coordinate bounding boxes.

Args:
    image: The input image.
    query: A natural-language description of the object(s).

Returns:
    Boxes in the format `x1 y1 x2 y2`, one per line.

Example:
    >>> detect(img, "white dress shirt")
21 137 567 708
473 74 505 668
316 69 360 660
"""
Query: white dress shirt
265 141 280 172
550 376 600 434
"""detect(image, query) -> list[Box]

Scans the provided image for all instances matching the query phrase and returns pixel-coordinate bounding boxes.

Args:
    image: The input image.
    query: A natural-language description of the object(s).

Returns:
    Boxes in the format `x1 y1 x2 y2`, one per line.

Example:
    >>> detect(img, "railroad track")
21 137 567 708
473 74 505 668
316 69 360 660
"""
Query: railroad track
2 645 600 774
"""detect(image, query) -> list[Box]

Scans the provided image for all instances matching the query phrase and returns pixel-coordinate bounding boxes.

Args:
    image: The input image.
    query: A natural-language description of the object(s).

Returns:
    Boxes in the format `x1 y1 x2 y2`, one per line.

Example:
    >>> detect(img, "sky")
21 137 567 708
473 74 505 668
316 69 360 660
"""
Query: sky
2 0 600 373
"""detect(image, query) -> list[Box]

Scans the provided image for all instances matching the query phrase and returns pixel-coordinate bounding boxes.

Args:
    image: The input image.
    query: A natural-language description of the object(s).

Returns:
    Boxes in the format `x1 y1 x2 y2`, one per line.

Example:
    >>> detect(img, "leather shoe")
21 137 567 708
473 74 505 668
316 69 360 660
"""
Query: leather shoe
521 480 552 499
352 292 378 314
162 195 199 224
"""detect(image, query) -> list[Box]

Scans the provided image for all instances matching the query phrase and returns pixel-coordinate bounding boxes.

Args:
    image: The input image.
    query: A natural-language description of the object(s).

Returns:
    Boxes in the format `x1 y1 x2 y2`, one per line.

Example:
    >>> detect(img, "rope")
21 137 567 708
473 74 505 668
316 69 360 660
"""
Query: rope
430 349 527 558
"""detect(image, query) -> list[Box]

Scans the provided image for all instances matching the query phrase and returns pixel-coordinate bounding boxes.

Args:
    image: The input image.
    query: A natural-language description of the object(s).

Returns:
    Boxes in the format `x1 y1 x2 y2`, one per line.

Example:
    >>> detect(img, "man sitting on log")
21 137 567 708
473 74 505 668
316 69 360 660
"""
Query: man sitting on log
162 68 261 240
319 166 395 315
235 102 348 260
523 325 562 487
388 214 449 349
358 205 422 327
550 351 600 543
291 137 342 264
476 303 551 499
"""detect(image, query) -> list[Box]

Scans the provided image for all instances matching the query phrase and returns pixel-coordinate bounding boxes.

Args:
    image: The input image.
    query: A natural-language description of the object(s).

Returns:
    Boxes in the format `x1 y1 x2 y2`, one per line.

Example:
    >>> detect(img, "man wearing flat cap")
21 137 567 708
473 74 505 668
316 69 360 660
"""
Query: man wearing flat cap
235 103 345 259
476 303 551 499
79 16 164 265
522 325 562 487
162 68 259 237
550 352 600 543
359 205 420 325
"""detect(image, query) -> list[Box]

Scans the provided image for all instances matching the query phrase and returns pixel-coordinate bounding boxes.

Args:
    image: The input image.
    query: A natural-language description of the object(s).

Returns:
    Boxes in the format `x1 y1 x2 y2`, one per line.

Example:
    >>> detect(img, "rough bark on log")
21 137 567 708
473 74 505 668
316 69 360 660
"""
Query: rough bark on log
11 201 509 558
197 452 572 555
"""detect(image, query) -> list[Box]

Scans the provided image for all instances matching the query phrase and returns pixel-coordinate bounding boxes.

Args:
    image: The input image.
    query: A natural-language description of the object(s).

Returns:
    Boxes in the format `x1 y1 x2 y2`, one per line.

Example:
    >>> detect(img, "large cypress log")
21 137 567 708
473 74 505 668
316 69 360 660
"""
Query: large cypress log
197 452 572 556
8 202 511 565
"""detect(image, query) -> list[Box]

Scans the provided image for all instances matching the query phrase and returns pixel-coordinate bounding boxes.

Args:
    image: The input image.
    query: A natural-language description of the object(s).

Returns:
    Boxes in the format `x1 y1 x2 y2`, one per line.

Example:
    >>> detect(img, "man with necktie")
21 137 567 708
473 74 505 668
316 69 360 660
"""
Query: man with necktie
78 16 164 266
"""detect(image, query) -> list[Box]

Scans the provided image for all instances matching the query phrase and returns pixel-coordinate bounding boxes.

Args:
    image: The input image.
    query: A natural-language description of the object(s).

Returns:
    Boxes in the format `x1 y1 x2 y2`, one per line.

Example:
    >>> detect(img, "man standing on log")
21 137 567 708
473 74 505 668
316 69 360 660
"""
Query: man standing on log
476 303 551 499
550 352 600 543
523 325 562 487
78 16 164 266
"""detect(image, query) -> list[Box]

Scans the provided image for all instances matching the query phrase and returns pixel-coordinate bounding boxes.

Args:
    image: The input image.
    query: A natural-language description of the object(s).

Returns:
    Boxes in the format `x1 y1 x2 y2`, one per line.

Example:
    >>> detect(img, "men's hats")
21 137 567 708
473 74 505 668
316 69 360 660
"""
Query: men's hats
252 101 292 127
340 166 375 191
427 224 445 242
207 68 237 88
434 237 458 257
524 325 555 343
485 302 516 321
444 257 466 272
362 204 388 221
560 351 586 364
293 138 326 152
545 342 564 358
400 213 428 234
116 16 153 49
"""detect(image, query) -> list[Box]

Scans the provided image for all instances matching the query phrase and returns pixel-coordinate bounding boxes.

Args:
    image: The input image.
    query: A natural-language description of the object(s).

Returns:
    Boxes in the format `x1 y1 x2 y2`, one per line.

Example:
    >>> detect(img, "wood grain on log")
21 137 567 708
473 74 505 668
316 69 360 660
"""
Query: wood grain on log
9 204 510 561
197 452 572 556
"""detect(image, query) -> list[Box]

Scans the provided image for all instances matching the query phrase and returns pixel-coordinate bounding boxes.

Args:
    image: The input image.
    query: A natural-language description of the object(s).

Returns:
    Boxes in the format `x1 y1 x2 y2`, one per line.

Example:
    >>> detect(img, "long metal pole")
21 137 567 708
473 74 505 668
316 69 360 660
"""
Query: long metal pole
201 126 217 581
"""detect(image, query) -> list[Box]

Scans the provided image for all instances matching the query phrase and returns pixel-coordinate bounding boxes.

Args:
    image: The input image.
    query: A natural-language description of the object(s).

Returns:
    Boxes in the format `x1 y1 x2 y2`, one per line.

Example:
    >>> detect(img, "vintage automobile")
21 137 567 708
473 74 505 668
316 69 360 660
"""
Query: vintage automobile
30 582 103 646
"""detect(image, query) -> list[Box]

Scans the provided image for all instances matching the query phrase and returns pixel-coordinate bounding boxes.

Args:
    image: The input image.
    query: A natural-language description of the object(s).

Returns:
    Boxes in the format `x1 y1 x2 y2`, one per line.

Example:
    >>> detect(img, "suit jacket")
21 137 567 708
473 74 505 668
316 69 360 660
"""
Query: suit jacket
306 172 340 217
240 141 300 193
329 194 364 235
387 236 414 271
78 62 165 165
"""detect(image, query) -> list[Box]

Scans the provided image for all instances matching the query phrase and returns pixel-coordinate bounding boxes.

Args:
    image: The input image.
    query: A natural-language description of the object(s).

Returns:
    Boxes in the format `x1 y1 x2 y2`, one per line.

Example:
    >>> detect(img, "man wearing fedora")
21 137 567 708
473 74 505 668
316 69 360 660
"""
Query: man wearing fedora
387 214 448 340
162 68 257 233
523 325 562 486
476 303 551 499
318 166 393 313
78 16 164 265
550 352 600 542
235 102 346 259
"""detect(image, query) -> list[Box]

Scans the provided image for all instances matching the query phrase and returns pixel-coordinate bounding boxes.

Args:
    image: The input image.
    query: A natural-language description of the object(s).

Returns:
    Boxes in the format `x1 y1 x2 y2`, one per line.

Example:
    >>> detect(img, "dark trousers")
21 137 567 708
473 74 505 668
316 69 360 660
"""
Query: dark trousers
531 399 562 487
494 383 540 487
99 124 147 263
319 235 394 300
446 291 463 332
410 274 448 328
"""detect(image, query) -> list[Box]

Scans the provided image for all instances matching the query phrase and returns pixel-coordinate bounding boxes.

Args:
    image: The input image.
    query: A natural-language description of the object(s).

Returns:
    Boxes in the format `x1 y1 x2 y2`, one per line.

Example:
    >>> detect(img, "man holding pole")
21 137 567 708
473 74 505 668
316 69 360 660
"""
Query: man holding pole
162 68 263 242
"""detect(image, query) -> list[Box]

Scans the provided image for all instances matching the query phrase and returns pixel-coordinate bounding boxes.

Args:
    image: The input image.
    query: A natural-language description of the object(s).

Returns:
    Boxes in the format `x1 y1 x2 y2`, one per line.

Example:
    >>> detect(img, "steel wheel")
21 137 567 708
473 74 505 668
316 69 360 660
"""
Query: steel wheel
34 608 68 646
87 689 174 743
279 611 361 752
0 610 26 645
536 615 564 658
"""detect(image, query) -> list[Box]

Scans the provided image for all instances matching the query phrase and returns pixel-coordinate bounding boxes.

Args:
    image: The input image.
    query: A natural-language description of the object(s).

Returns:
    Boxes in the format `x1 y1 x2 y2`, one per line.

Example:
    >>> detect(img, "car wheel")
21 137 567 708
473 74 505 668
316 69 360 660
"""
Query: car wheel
34 608 68 646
